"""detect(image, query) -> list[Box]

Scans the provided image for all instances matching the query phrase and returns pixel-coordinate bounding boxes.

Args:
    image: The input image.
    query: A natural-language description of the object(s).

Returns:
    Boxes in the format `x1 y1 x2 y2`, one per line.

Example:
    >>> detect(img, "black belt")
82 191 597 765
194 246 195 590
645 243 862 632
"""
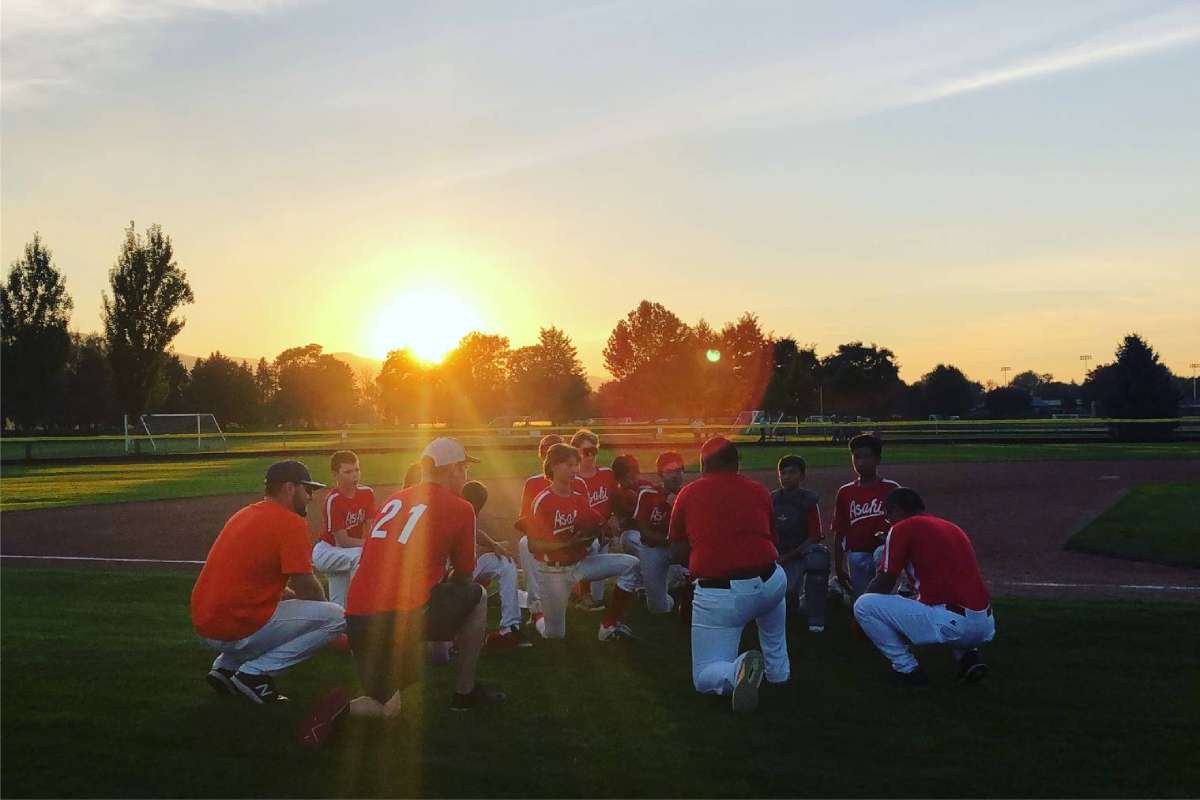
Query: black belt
946 604 991 617
696 565 777 589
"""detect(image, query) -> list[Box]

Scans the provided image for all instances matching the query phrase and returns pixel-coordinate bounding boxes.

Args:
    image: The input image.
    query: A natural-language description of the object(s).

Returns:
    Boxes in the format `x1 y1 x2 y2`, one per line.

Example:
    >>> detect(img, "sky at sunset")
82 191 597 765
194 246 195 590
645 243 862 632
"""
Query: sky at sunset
3 0 1198 386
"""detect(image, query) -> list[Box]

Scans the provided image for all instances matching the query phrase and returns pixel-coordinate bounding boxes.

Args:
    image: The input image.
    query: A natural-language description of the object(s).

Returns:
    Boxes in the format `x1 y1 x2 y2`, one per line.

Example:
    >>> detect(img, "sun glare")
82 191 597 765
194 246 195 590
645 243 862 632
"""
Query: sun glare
370 287 482 364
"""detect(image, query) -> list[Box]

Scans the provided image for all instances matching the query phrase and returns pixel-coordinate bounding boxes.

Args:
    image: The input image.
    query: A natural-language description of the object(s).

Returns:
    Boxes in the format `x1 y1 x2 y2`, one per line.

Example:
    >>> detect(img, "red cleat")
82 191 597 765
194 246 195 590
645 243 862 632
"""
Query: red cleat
297 688 351 749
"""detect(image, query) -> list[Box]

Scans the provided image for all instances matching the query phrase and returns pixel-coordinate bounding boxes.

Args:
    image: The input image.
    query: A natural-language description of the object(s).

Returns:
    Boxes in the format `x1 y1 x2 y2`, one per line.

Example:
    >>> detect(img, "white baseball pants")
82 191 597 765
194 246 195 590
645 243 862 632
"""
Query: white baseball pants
618 530 676 613
535 554 638 639
853 593 996 673
473 552 522 630
203 599 346 676
518 536 542 614
311 540 362 609
691 565 790 695
846 547 884 598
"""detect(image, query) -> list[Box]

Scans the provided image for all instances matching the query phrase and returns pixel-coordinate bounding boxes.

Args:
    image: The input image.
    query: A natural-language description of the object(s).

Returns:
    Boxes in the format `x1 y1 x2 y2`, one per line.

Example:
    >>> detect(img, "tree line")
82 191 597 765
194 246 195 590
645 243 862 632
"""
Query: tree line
1 229 1188 433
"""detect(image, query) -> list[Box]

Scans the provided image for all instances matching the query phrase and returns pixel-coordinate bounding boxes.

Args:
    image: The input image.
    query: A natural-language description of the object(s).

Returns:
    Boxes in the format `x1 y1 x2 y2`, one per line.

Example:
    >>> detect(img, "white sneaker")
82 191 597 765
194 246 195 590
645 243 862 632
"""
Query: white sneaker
731 650 765 713
598 623 633 642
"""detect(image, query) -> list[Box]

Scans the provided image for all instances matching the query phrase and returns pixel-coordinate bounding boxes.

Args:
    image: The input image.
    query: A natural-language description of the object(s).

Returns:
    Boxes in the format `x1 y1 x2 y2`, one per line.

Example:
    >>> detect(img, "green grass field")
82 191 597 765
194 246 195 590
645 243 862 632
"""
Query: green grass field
2 442 1198 512
2 568 1197 798
1067 482 1200 568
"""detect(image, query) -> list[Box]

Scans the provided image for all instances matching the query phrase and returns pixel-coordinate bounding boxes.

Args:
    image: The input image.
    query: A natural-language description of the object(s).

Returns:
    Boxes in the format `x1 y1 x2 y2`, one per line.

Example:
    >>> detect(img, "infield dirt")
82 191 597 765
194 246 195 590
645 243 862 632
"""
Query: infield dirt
3 459 1197 601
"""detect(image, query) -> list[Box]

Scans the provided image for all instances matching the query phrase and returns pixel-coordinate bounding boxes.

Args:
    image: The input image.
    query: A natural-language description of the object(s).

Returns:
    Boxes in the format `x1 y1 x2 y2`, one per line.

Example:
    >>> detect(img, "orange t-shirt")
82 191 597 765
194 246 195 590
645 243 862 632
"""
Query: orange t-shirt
191 500 313 642
344 481 477 615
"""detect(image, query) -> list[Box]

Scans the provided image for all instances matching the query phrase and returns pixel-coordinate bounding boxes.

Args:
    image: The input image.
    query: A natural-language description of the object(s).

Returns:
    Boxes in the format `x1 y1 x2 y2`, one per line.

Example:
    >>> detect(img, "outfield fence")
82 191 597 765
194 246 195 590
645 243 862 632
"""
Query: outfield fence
3 418 1198 463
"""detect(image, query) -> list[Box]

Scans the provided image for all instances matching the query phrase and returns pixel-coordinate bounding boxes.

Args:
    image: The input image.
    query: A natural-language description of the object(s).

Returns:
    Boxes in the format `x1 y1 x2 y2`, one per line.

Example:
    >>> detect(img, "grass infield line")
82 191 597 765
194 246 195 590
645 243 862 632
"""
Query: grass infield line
2 556 1197 594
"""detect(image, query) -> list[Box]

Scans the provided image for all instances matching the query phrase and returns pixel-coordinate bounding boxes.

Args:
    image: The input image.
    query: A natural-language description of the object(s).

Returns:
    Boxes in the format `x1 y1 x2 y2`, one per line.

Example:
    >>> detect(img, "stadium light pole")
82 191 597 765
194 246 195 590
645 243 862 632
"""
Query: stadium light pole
1191 362 1199 405
1000 366 1011 385
1079 354 1092 382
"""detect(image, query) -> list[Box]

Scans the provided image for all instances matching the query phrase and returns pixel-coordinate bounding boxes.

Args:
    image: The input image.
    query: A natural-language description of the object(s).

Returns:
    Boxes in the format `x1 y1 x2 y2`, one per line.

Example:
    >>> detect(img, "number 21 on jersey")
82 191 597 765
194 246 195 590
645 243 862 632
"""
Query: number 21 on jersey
369 499 428 544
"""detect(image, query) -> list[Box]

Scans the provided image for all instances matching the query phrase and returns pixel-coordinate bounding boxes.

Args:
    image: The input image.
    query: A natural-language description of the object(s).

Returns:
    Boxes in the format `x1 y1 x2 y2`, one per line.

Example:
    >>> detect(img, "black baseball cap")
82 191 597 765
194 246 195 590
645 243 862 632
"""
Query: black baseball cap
264 460 326 489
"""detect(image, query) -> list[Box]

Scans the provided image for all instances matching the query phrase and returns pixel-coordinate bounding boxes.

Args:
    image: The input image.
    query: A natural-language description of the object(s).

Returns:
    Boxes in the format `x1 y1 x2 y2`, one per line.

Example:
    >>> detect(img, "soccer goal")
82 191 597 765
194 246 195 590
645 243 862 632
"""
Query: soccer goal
131 413 229 454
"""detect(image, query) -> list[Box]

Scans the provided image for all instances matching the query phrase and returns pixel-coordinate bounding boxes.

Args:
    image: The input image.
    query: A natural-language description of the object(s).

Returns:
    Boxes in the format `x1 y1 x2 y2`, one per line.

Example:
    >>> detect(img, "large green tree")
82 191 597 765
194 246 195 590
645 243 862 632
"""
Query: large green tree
762 338 822 417
61 333 116 432
919 364 977 418
508 327 591 421
272 344 356 427
1 234 74 430
820 341 902 417
1083 334 1180 418
102 223 194 419
440 332 511 423
187 353 259 425
600 300 697 417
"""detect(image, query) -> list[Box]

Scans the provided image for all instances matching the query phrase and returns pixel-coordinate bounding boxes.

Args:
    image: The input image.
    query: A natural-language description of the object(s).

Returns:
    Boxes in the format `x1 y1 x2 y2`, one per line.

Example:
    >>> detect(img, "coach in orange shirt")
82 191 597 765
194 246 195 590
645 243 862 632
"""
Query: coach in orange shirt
191 460 346 705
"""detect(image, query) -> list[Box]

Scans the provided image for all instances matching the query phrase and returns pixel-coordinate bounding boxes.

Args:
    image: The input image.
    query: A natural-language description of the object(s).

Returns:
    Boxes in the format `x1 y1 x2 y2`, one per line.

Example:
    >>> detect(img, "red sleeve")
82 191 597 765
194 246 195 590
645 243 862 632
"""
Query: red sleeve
578 502 603 531
322 491 334 533
832 487 847 537
363 488 376 519
763 485 778 545
668 487 688 542
880 523 909 576
527 494 553 542
279 517 313 575
520 480 536 519
633 489 653 524
806 506 822 542
450 506 477 575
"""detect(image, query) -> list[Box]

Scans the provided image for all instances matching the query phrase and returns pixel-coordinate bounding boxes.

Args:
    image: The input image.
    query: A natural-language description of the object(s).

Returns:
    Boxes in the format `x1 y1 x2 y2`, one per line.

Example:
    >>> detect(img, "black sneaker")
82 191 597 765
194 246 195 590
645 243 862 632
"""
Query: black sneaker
450 683 507 711
888 667 930 688
956 650 989 684
230 671 290 704
206 667 236 696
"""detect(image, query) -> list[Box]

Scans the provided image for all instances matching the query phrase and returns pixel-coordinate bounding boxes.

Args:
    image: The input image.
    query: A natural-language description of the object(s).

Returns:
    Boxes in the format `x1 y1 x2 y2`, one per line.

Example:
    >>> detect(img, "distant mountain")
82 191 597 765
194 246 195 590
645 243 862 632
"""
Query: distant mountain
328 352 384 376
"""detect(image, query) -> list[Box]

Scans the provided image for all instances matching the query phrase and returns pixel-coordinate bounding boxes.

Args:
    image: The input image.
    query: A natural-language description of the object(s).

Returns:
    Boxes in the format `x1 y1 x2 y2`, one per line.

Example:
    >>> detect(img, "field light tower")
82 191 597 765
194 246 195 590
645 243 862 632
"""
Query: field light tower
1191 362 1199 405
1000 366 1011 385
1079 354 1092 381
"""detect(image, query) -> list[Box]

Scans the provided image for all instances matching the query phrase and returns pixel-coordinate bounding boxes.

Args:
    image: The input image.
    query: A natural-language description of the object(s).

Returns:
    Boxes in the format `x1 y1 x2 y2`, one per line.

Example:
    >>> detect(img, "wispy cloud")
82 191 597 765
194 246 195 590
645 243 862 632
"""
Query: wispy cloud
413 3 1200 187
1 0 305 105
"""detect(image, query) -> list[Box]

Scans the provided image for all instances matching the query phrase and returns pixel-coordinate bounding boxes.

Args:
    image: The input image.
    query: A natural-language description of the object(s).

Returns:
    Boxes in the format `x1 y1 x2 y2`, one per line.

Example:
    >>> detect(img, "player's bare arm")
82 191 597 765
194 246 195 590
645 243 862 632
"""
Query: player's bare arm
287 572 327 601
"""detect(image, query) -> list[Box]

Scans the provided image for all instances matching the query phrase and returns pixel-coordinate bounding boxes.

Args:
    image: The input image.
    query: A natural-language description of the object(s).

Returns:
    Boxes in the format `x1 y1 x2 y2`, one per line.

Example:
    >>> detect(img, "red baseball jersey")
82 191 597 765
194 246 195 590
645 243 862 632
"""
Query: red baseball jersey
527 488 602 565
832 478 902 552
320 485 376 546
576 466 617 521
880 513 990 610
516 473 588 534
668 472 778 579
633 485 673 545
344 481 476 615
613 479 654 529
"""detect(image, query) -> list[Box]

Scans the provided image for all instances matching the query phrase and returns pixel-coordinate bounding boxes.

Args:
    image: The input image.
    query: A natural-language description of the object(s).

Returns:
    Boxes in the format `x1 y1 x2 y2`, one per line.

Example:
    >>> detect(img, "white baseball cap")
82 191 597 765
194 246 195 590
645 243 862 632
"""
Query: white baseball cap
421 437 480 467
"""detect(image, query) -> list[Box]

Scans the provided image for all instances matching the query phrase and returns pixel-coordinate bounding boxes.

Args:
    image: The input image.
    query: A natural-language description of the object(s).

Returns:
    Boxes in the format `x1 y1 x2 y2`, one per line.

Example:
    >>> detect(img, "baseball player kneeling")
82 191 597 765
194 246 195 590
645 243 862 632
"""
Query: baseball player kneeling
461 480 530 650
668 438 790 713
854 488 995 686
615 451 688 615
526 443 638 641
313 450 374 608
298 438 505 748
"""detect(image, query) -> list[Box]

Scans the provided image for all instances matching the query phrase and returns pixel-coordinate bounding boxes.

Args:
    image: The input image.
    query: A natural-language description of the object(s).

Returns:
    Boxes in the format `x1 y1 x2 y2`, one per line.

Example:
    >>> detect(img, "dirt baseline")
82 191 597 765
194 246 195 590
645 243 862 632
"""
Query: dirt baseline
2 459 1197 601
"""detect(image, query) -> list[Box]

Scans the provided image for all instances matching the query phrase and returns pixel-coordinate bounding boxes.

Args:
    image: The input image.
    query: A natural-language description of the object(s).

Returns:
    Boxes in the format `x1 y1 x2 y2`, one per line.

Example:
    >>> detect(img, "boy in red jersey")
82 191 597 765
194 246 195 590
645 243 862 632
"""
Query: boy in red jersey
514 433 568 637
314 450 375 608
571 429 618 611
616 451 688 615
854 488 995 686
831 433 900 599
526 443 637 640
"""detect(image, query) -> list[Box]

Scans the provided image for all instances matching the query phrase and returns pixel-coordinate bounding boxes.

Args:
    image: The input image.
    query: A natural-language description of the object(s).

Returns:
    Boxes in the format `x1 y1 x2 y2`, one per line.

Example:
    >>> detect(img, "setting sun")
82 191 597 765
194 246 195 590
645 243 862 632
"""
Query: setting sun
369 286 482 363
